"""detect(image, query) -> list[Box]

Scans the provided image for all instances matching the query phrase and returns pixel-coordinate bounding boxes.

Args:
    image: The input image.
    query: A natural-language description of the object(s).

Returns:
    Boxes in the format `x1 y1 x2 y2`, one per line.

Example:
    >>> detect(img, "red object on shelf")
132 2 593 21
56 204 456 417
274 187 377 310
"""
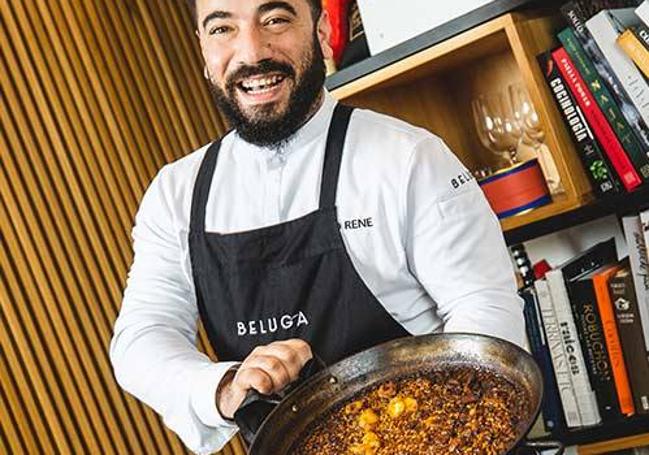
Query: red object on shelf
478 158 551 219
323 0 351 66
533 260 552 280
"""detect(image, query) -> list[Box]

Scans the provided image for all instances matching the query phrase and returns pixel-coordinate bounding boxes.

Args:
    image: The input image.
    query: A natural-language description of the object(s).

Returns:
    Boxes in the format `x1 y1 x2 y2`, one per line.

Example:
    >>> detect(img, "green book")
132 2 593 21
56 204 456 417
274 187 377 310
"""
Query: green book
558 27 649 181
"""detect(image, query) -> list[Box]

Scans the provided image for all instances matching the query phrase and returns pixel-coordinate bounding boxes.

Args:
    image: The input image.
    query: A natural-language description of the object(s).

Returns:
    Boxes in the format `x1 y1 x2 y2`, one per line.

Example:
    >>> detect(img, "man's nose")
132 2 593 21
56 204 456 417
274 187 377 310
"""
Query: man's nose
235 25 272 66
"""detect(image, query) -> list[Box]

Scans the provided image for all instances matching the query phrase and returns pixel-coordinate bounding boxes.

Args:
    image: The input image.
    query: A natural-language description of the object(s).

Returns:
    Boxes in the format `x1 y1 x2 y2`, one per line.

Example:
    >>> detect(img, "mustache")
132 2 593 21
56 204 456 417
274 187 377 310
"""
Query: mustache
226 59 295 89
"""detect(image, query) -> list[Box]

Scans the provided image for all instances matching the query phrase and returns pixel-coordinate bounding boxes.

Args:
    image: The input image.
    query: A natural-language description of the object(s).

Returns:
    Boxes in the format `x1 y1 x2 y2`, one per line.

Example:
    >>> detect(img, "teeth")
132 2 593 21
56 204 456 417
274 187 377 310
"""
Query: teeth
241 75 283 90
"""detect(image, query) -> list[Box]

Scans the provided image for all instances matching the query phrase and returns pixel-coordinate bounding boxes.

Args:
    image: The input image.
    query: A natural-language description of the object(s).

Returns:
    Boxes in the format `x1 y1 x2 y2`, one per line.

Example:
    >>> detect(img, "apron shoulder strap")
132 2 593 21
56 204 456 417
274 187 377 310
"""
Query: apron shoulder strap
319 104 354 210
189 139 223 233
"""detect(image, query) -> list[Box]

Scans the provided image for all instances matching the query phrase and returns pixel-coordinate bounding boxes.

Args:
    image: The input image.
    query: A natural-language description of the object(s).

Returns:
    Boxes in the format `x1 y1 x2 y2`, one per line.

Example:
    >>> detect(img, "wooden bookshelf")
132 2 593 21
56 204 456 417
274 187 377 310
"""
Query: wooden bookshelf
330 11 594 234
328 9 649 452
580 433 649 454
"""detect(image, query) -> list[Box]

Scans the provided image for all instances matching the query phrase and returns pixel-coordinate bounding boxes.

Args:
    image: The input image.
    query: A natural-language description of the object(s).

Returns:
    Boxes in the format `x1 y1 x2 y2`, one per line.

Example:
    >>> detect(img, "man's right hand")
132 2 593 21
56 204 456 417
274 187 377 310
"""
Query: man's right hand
216 339 313 419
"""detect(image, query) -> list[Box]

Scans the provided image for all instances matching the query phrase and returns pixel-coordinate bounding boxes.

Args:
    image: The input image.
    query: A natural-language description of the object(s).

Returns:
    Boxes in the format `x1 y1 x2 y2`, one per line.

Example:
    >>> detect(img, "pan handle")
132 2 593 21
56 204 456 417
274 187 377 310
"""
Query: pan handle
233 355 326 446
515 440 565 455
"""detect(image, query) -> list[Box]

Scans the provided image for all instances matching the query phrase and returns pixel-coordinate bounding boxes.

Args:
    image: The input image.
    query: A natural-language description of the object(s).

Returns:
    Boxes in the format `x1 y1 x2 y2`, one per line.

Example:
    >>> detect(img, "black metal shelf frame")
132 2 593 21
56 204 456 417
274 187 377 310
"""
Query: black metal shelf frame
505 185 649 246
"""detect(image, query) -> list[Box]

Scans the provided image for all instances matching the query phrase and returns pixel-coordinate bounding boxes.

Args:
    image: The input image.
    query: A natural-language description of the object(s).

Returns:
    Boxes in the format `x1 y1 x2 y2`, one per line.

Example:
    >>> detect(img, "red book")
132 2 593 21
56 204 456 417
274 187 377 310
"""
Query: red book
551 47 642 192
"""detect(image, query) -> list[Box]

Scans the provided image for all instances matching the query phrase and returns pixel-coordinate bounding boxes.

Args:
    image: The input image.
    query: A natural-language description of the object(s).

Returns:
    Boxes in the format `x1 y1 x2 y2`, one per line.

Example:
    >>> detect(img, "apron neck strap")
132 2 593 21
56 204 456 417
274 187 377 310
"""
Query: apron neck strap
319 103 354 210
190 139 222 233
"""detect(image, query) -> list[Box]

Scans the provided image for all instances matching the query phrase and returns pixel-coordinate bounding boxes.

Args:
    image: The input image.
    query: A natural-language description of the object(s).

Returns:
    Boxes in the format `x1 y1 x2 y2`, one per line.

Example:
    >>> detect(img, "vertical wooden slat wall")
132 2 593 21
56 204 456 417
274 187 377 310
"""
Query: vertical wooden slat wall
1 1 245 454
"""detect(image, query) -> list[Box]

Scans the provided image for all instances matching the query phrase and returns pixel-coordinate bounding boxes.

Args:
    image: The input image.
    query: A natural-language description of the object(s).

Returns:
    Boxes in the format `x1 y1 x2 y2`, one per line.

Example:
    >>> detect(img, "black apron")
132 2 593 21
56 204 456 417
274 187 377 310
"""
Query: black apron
188 104 409 364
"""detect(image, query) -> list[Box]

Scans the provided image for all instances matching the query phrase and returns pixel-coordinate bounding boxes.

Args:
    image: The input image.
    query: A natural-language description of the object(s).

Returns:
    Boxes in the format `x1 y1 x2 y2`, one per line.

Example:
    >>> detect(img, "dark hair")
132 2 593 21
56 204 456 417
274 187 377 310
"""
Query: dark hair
186 0 323 26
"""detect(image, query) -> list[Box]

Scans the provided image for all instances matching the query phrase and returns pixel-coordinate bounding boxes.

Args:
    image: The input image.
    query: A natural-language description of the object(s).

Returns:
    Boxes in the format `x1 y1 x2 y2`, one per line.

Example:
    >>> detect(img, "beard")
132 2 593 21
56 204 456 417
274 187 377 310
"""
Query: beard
208 34 326 149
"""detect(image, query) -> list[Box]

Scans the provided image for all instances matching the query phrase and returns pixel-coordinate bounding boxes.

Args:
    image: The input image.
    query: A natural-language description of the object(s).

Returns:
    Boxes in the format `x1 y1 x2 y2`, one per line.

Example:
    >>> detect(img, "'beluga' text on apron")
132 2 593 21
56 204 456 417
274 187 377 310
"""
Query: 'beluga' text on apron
236 311 309 336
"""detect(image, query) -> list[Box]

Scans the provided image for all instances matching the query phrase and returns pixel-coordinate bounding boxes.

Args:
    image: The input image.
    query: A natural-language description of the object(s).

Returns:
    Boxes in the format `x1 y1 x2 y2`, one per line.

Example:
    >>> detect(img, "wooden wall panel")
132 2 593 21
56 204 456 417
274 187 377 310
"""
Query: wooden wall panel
1 1 241 453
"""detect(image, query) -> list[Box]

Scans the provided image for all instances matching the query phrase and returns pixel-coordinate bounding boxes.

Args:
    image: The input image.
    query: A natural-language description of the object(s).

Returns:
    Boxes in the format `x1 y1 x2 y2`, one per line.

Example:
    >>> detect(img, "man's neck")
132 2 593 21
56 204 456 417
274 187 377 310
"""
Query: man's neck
267 89 326 153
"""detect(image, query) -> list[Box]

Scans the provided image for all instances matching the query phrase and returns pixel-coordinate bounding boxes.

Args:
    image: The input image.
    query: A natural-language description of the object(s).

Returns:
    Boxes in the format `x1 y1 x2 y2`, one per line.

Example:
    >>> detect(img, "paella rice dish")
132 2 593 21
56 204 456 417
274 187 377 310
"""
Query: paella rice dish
290 365 529 455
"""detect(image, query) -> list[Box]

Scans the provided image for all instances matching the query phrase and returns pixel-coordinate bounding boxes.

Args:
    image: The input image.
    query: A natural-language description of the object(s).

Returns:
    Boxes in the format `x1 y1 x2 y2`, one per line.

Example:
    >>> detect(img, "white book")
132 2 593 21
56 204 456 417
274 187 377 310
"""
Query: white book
622 215 649 355
642 210 649 258
534 279 582 428
545 270 602 426
641 209 649 356
587 9 649 126
636 1 649 27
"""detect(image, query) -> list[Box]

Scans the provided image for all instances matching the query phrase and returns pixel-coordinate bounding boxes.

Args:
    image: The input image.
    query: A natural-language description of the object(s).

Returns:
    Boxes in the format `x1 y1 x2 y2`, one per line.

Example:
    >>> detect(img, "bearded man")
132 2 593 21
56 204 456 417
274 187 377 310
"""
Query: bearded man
109 1 525 453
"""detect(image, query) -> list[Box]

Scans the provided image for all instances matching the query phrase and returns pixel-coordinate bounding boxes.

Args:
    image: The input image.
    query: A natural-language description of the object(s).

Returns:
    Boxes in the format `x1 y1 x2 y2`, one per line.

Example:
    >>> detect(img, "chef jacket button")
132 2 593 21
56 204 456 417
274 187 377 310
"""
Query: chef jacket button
267 153 286 169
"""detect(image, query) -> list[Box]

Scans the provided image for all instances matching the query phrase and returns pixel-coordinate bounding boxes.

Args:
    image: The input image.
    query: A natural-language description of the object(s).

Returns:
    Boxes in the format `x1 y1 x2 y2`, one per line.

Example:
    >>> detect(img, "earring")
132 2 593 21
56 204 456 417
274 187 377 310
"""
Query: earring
203 66 210 80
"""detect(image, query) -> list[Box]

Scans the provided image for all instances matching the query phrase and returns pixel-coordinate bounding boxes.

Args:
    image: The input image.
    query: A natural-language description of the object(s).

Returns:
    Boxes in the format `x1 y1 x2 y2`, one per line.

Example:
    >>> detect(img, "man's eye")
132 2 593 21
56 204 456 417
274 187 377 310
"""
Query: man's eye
209 25 231 35
264 17 289 26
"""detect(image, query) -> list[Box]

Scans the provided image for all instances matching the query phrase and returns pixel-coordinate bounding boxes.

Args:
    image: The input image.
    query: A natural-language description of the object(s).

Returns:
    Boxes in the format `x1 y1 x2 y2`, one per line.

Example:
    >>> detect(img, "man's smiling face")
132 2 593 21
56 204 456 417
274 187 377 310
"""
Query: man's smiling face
195 0 333 148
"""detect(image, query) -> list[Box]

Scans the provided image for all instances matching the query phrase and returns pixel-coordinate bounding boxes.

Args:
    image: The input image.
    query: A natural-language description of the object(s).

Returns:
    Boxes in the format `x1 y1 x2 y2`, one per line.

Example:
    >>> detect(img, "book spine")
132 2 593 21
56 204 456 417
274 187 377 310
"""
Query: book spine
521 287 566 431
537 51 620 196
559 28 649 181
633 24 649 51
561 1 649 151
573 0 646 16
636 0 649 27
535 279 583 428
622 216 649 353
610 271 649 414
642 209 649 252
552 47 643 191
617 29 649 79
546 270 602 425
587 11 649 128
567 278 621 421
593 269 636 415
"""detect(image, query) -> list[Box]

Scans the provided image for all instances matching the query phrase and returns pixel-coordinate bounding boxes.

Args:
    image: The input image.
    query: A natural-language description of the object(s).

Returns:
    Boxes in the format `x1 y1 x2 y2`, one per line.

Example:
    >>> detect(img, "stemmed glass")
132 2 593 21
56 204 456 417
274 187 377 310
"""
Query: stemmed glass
508 83 561 193
472 92 522 168
508 83 545 149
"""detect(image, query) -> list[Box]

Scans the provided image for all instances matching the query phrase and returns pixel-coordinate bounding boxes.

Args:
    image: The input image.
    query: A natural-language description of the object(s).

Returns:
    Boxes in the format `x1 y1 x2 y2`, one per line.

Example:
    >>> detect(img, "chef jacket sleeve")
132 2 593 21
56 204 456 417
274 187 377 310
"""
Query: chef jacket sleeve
109 166 239 455
404 136 526 348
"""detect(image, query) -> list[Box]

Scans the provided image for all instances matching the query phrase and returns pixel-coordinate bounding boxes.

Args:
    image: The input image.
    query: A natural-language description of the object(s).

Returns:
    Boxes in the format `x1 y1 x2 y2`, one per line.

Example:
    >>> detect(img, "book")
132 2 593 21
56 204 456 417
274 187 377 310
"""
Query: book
587 9 649 127
551 47 643 191
634 23 649 50
568 239 618 272
568 266 622 421
617 29 649 78
593 263 636 416
642 209 649 250
571 0 642 17
537 50 620 196
609 263 649 414
558 28 649 181
521 287 566 431
535 278 582 428
561 1 649 150
636 0 649 26
622 215 649 354
576 0 641 17
546 268 602 426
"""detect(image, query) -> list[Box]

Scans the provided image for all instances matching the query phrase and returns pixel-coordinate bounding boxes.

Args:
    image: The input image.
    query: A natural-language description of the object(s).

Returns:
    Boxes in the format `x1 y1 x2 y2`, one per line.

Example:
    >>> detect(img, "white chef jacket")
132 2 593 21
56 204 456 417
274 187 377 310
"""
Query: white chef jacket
109 90 525 454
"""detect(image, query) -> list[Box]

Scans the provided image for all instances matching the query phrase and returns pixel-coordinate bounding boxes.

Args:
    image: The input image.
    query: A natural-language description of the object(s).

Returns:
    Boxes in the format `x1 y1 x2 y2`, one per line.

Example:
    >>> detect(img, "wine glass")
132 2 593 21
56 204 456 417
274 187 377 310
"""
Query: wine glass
472 91 521 167
508 83 562 193
508 83 544 145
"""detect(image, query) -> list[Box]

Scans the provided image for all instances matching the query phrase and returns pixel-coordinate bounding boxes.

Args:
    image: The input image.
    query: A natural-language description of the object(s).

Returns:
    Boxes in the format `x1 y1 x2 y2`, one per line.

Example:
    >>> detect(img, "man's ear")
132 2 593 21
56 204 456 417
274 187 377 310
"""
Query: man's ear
316 10 334 60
